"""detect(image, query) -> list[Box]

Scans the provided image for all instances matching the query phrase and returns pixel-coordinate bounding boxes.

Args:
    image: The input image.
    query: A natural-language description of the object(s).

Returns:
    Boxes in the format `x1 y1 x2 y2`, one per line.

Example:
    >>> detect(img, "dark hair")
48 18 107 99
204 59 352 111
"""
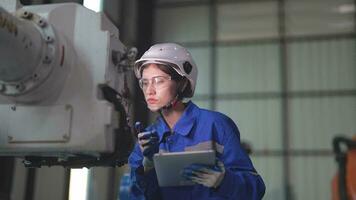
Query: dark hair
140 64 192 98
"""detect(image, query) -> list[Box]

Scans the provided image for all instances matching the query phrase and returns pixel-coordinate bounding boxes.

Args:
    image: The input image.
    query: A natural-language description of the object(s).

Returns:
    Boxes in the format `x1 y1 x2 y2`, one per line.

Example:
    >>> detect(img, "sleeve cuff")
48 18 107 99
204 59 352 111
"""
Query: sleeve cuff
211 169 236 198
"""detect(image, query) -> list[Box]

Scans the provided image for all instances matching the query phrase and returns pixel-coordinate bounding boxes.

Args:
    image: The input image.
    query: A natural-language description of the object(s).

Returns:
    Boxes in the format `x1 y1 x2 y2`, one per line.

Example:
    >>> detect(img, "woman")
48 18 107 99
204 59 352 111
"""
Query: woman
128 43 265 200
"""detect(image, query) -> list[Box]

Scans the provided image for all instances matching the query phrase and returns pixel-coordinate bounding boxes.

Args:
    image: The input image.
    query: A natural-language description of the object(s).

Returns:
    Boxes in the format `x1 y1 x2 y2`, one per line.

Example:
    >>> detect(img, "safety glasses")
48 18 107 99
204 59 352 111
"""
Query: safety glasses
139 76 172 91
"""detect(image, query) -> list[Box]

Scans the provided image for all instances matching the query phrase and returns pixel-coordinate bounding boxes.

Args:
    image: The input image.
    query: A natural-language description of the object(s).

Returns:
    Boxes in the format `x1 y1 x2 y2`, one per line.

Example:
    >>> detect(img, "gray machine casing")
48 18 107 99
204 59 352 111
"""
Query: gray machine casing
0 1 131 158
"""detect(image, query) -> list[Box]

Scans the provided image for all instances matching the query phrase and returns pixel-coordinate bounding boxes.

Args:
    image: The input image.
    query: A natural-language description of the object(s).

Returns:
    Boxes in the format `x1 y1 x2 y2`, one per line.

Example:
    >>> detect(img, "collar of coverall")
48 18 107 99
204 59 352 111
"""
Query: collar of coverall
156 101 197 143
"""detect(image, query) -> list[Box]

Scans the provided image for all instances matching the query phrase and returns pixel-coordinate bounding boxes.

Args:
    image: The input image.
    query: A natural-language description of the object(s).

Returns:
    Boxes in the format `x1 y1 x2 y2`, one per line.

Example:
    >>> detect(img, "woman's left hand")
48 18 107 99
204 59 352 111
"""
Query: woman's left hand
182 160 225 188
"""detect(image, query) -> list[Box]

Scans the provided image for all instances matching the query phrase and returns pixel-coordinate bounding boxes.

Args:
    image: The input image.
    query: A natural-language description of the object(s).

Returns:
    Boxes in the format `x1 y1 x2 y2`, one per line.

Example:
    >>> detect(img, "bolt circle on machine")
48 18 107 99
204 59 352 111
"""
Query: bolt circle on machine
0 9 59 97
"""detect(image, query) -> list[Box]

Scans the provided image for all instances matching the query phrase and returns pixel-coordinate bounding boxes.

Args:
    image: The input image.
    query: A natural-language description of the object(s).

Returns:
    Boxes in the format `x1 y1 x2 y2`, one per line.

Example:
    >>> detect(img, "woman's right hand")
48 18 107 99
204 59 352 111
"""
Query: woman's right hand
137 130 159 160
137 130 159 172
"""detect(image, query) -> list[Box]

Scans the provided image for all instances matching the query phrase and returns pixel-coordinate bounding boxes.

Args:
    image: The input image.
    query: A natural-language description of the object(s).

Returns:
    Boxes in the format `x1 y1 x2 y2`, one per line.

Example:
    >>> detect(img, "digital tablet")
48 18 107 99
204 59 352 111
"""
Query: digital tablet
153 150 216 187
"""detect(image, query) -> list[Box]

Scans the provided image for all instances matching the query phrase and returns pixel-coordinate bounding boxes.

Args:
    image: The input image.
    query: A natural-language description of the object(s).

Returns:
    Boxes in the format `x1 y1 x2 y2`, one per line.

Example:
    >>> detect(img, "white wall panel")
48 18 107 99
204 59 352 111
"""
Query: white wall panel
290 156 336 200
217 1 279 41
87 167 114 200
34 167 67 200
191 99 211 110
216 99 282 150
188 47 212 95
154 5 210 43
251 157 284 200
288 39 356 91
285 0 355 36
10 159 27 200
290 96 356 150
217 44 281 93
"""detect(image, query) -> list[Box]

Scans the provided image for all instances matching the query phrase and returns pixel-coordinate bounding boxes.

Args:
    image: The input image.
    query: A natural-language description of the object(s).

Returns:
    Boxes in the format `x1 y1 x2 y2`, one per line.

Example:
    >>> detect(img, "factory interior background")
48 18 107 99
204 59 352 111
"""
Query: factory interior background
0 0 355 199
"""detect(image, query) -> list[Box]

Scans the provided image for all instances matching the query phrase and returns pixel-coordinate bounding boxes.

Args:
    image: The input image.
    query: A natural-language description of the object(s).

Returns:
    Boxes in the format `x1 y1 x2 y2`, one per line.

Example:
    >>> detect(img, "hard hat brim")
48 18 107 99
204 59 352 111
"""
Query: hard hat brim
134 59 184 79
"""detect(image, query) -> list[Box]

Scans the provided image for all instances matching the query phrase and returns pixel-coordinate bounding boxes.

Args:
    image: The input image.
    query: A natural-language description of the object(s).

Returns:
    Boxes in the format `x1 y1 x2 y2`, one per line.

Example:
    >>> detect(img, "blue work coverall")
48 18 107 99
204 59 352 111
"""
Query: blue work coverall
128 101 265 200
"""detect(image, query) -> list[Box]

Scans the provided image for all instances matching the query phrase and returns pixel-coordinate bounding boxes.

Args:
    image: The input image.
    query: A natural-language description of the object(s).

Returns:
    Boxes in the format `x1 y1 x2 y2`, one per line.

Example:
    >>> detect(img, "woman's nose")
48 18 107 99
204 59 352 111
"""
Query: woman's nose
145 83 156 94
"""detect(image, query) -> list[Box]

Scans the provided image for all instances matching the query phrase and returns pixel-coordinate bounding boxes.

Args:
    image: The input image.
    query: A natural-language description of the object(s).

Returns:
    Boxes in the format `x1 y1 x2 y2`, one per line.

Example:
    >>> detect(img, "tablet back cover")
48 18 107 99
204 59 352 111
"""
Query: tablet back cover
153 150 215 187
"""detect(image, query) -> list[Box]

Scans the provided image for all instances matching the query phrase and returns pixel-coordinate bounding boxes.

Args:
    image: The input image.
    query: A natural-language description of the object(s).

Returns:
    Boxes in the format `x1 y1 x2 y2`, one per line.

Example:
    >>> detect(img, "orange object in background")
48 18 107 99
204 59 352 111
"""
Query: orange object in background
332 136 356 200
332 174 340 200
347 149 356 199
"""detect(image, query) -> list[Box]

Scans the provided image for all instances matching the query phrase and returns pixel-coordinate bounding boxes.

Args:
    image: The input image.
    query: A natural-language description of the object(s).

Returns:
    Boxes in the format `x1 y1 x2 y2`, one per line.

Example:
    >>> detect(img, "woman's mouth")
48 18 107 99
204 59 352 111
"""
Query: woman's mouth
147 98 158 104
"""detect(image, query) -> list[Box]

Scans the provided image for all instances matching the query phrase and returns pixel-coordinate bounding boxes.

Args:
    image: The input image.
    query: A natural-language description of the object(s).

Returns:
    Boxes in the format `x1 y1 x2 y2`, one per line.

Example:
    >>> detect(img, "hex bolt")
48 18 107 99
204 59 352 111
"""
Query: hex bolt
45 36 53 43
15 83 25 92
11 106 16 111
21 11 33 19
33 73 39 80
37 19 47 27
43 55 52 64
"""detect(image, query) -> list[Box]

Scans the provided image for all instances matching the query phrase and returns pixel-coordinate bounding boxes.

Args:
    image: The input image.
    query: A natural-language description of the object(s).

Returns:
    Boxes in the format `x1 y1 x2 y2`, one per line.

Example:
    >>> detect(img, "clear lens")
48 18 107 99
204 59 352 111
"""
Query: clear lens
139 76 172 91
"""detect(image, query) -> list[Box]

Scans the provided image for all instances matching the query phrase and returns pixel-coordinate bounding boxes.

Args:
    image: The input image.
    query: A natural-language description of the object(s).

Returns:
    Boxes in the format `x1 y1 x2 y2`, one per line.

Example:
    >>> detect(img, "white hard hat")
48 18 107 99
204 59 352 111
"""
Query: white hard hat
134 43 198 98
